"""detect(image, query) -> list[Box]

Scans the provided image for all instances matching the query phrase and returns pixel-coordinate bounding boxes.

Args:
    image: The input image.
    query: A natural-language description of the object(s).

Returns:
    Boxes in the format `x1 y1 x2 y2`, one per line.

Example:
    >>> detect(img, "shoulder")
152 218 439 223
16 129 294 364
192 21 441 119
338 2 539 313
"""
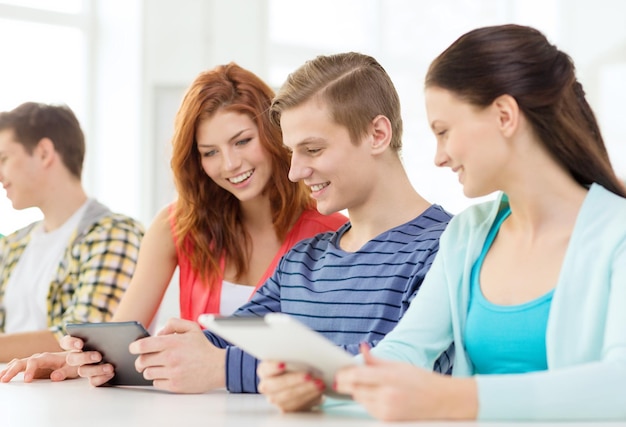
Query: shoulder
445 195 503 234
431 195 504 262
93 212 145 235
384 204 453 246
573 184 626 247
154 204 175 231
409 204 454 235
585 184 626 217
75 200 145 242
285 222 344 256
0 221 39 248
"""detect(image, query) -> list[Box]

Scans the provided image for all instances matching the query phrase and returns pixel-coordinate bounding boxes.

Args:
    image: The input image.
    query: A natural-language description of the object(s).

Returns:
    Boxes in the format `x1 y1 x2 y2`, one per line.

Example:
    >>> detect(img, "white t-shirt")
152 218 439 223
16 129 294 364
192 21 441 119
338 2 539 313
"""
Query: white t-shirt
3 201 89 333
220 280 255 316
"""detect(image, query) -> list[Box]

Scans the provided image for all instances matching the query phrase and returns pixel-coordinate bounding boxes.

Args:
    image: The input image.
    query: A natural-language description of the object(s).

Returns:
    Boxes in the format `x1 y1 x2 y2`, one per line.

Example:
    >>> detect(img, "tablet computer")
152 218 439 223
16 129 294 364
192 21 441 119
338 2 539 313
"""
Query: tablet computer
198 312 355 398
65 321 152 386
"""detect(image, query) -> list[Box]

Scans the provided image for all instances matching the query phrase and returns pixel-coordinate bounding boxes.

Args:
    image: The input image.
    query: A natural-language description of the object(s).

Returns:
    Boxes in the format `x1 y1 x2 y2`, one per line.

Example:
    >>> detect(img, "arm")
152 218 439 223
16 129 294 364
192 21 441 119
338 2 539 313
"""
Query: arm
119 274 285 394
331 222 476 421
112 207 178 327
0 330 62 362
369 232 456 369
335 344 478 421
55 208 176 383
202 271 285 393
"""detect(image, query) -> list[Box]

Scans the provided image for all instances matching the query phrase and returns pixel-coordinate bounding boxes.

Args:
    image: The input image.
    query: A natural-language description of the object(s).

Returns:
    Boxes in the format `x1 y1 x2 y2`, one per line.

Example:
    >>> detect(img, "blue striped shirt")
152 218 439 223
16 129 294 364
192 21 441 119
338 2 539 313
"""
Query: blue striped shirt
203 204 453 393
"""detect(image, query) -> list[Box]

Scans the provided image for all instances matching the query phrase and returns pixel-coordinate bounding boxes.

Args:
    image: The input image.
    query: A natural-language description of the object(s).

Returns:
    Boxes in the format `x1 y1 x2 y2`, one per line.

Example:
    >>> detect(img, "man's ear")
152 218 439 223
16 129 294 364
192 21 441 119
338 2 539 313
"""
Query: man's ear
369 114 392 155
34 137 56 167
492 94 520 138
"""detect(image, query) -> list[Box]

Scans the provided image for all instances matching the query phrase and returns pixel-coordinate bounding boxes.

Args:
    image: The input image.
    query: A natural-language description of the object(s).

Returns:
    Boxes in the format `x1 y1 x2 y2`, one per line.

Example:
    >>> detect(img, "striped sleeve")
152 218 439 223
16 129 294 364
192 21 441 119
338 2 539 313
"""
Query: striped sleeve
202 270 285 393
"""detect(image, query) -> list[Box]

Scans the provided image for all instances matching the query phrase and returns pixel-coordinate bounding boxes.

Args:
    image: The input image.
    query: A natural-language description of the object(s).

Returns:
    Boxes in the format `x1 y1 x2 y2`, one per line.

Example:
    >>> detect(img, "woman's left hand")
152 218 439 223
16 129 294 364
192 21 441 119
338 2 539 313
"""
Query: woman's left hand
334 343 478 421
257 360 325 412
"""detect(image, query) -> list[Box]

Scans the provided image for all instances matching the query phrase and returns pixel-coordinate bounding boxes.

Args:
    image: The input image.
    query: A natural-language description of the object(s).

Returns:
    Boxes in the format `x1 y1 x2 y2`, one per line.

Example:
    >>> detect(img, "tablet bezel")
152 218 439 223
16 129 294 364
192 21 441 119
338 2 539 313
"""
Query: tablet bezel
198 312 354 398
65 321 152 386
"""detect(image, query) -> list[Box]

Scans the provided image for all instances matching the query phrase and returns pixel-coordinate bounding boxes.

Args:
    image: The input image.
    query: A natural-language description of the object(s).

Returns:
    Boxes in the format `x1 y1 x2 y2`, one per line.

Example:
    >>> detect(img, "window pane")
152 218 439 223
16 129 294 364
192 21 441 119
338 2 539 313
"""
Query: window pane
599 64 626 180
0 18 86 235
0 19 86 112
0 0 83 14
269 0 374 51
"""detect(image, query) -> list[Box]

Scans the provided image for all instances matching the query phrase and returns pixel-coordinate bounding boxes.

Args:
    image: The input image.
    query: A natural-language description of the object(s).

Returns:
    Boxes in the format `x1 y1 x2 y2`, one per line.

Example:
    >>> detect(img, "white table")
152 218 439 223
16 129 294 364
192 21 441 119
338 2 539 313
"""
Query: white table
1 370 624 427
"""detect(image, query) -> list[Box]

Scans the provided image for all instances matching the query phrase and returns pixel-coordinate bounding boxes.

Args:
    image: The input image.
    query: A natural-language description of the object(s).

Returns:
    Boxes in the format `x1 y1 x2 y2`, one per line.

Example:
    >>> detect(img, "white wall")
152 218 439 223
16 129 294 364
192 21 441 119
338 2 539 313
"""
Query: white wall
2 0 625 324
87 1 142 222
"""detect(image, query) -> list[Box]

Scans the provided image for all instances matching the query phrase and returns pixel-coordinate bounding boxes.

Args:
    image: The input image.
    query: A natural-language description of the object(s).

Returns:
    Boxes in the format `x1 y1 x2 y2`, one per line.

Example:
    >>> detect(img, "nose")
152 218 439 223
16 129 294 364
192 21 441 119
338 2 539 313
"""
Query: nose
221 147 241 172
433 140 449 168
288 152 313 183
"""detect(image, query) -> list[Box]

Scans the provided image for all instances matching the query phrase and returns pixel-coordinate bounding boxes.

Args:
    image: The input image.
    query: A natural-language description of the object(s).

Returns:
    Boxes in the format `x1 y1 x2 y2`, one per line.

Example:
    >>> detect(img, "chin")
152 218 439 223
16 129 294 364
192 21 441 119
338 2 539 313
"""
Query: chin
314 202 337 216
463 186 495 199
10 202 29 210
462 186 481 199
13 197 32 208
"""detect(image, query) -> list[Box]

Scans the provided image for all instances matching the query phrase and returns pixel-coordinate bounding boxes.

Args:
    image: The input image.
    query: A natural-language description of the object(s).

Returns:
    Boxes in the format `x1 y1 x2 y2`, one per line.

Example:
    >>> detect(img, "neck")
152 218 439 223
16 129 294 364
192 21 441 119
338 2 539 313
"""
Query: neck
39 179 88 232
501 146 588 238
239 194 276 233
480 126 587 240
342 160 431 252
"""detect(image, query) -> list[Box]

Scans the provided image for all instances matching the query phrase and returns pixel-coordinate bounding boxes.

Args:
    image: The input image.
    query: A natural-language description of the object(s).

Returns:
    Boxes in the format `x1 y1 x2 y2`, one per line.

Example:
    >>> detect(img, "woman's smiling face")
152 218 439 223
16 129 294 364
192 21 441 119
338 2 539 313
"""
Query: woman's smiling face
426 87 510 198
196 109 273 203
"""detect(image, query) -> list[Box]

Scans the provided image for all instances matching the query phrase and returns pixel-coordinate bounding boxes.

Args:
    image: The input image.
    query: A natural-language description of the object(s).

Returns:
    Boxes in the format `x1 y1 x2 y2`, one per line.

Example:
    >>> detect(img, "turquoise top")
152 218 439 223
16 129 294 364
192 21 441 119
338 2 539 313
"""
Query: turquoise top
465 207 553 374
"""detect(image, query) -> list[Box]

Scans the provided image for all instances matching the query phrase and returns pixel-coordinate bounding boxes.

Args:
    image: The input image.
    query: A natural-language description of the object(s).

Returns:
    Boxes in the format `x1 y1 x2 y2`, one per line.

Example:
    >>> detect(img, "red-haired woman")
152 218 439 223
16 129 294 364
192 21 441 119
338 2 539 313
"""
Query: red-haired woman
123 63 347 325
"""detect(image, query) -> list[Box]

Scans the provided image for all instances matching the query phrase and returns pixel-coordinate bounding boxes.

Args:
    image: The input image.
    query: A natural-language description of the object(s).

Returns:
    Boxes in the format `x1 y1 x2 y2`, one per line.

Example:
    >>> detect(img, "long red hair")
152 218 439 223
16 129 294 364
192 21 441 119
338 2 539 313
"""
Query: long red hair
170 63 313 283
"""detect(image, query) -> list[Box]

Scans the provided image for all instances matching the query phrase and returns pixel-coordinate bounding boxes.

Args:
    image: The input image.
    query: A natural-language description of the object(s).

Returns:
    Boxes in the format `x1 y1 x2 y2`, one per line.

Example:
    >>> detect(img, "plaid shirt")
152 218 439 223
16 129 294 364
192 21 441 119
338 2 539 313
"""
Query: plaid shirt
0 199 144 338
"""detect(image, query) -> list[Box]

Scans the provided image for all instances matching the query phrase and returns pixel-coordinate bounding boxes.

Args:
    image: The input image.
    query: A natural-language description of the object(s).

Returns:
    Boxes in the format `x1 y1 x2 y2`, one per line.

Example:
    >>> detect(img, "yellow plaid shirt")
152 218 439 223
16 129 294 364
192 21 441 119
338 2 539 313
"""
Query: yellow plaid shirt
0 200 144 339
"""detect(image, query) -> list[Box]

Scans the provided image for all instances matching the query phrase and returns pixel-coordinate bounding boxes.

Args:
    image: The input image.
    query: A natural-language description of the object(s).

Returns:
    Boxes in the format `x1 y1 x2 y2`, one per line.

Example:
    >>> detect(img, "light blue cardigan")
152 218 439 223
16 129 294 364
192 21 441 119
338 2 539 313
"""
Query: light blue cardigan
370 183 626 420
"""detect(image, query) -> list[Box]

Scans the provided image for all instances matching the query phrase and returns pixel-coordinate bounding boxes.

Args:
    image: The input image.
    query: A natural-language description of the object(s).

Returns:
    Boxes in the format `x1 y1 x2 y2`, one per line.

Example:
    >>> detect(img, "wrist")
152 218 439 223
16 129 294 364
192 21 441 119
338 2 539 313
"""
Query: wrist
441 376 478 420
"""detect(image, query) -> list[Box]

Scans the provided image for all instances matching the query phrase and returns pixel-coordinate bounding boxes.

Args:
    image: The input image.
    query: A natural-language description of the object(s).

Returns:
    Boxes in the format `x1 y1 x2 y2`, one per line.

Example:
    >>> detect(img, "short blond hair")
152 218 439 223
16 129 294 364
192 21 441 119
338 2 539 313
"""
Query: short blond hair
270 52 403 152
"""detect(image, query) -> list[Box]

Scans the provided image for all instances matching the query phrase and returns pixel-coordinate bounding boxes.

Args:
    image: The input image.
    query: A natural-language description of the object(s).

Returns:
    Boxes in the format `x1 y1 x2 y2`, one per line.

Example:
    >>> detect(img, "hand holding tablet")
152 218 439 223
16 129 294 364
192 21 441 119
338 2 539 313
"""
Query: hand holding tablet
198 312 355 398
65 321 152 386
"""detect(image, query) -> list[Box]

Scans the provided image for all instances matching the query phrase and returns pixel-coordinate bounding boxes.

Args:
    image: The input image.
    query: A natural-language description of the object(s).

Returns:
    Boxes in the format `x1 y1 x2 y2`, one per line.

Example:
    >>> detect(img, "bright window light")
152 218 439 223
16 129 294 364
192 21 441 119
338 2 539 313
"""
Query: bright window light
0 18 86 235
0 0 83 14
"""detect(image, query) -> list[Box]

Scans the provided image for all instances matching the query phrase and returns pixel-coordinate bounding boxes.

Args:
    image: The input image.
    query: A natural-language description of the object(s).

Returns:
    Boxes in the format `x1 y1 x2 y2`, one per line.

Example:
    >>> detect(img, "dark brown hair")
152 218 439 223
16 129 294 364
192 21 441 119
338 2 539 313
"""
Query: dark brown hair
426 24 626 197
170 63 313 283
0 102 85 179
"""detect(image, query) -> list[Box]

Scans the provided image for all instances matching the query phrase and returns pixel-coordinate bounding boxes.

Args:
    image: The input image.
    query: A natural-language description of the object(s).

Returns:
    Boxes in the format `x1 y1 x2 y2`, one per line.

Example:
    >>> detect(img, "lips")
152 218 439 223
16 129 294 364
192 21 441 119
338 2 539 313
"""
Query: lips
310 182 329 192
228 169 254 184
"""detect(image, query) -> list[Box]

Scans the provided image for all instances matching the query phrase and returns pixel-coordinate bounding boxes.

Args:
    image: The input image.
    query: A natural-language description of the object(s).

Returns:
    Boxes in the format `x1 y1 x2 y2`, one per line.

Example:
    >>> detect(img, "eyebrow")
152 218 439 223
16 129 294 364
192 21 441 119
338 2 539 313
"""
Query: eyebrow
197 129 250 147
286 137 325 150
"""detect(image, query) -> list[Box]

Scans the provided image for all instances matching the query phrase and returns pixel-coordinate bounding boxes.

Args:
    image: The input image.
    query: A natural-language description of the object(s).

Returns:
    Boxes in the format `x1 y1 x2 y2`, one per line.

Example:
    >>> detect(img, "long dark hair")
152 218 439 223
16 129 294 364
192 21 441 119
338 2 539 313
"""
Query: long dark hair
426 24 626 198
